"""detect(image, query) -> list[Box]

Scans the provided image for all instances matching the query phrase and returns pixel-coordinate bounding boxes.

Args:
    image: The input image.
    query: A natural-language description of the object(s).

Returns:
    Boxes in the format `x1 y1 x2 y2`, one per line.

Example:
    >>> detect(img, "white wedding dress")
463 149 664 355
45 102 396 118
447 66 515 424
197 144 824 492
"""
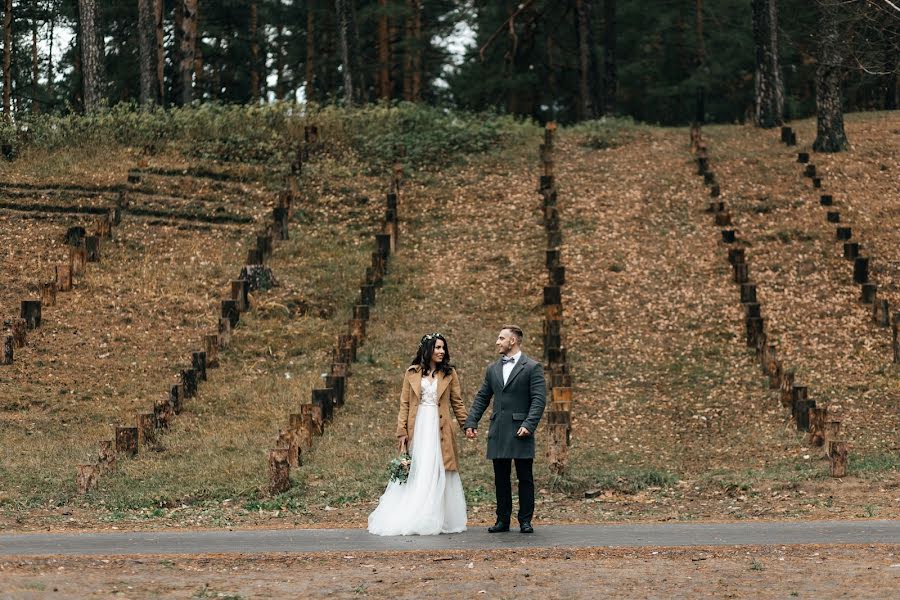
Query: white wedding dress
368 376 467 535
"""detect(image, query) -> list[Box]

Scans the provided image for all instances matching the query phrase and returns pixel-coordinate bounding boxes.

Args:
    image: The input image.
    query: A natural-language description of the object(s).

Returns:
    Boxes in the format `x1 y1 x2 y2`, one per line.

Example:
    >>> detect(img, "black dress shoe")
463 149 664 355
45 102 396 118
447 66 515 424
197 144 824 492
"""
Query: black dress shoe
488 521 510 533
519 522 534 533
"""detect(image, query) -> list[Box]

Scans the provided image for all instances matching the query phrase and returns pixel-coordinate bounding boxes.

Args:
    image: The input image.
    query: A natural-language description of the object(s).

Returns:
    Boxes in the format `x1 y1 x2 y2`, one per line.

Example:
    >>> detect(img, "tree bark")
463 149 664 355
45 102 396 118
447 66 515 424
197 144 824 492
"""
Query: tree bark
47 9 55 100
31 21 39 113
694 0 706 123
274 0 285 100
179 0 198 105
3 0 11 119
378 0 390 100
155 0 164 103
602 0 616 115
411 0 422 101
335 0 360 105
78 0 107 113
306 0 315 102
138 0 158 106
403 0 414 101
575 0 599 120
812 1 848 152
751 0 784 127
250 1 260 103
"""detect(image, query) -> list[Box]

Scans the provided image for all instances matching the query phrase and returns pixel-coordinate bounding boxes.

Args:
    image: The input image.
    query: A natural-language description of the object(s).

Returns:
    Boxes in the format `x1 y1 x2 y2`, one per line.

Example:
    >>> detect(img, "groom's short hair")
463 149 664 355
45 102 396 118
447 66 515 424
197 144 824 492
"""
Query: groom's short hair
501 325 524 343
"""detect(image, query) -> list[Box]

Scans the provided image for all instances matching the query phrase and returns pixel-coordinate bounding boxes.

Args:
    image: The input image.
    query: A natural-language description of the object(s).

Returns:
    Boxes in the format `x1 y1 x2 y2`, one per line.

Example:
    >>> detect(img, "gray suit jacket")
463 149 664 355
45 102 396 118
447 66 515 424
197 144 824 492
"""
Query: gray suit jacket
464 353 546 460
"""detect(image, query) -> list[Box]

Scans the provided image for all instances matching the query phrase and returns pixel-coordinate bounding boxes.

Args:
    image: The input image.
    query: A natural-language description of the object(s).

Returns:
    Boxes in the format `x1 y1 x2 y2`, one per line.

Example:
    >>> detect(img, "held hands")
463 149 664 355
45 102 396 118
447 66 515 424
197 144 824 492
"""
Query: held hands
516 426 531 438
397 436 408 453
465 428 477 439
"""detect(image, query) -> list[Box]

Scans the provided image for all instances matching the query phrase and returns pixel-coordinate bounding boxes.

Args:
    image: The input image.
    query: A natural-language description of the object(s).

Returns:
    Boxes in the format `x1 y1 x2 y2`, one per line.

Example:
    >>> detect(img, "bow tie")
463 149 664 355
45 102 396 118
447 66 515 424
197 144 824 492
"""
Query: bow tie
501 356 515 365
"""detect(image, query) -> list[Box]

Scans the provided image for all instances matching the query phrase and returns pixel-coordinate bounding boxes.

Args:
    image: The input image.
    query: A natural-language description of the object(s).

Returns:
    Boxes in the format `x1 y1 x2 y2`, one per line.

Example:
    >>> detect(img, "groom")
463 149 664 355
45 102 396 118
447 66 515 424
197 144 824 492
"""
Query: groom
465 325 546 533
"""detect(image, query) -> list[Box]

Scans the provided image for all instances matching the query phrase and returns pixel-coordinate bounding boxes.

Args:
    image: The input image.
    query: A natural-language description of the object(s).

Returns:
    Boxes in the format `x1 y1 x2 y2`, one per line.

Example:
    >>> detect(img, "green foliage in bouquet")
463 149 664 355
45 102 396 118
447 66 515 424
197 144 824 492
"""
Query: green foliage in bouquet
388 453 412 485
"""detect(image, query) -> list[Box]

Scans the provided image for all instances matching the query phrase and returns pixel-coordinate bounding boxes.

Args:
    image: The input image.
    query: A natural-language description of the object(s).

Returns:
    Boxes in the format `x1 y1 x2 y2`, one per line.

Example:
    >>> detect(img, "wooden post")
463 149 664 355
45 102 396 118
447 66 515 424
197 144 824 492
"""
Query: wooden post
721 229 736 244
843 242 860 260
301 403 324 436
192 351 207 381
98 440 117 474
273 206 289 240
804 164 816 178
853 257 869 284
247 249 264 265
1 335 12 364
231 280 249 312
312 388 334 422
714 212 732 226
11 319 27 348
70 245 87 276
549 265 566 286
137 413 157 448
740 283 757 304
181 368 198 398
824 418 842 454
65 226 87 247
812 177 822 188
326 374 346 407
360 285 376 307
797 152 809 163
218 317 232 348
873 299 890 327
268 448 291 494
76 464 100 494
829 441 848 477
826 211 840 223
808 406 827 447
41 282 57 307
703 171 716 185
205 334 220 368
728 248 745 266
170 383 184 414
892 312 900 363
544 286 562 306
290 413 313 450
375 233 391 259
353 305 370 321
779 370 795 407
84 236 101 262
20 300 42 329
860 283 877 304
276 429 301 468
222 299 240 328
836 227 852 241
154 394 174 429
56 264 73 292
115 426 139 456
734 262 749 284
349 319 366 344
820 194 833 206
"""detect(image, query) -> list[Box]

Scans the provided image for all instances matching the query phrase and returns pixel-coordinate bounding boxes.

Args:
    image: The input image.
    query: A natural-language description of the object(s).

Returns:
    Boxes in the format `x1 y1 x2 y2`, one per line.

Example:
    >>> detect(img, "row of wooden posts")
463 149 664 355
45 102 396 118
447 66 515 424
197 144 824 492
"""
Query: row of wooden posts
1 194 126 365
538 122 574 477
266 152 402 495
74 129 313 494
781 126 900 363
691 124 849 478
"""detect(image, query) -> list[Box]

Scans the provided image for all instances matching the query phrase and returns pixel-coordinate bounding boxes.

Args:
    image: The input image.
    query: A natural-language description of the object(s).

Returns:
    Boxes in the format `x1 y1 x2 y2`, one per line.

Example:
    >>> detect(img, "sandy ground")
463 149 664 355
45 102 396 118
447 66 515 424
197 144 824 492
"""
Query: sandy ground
1 545 899 599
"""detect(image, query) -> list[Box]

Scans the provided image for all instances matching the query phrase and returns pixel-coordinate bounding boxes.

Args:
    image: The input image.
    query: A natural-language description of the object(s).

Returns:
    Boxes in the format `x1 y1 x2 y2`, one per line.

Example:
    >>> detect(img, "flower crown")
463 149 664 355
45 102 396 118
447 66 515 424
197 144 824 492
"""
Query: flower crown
419 332 445 349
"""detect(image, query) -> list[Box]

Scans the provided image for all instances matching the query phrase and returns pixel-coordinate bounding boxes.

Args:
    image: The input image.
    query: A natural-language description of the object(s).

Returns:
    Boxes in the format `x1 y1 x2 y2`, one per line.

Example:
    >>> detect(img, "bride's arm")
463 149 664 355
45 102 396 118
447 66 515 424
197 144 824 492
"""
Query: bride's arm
449 370 467 428
395 376 411 442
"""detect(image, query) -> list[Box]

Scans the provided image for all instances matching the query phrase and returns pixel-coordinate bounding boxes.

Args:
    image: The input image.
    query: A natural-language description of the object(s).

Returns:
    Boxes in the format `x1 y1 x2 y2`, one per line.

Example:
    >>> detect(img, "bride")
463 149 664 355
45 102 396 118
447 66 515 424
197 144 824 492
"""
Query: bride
368 332 469 535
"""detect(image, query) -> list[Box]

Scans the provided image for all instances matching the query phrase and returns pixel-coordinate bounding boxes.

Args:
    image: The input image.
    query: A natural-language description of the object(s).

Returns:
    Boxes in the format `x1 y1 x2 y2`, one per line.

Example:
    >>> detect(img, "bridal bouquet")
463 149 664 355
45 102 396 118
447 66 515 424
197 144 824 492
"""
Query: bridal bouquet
388 453 412 484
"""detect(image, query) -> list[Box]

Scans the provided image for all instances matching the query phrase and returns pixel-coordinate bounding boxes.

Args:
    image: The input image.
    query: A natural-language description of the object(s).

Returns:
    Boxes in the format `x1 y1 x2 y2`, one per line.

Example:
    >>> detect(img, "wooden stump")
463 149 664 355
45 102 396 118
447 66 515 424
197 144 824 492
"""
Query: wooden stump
290 413 313 450
301 403 324 435
795 398 815 432
823 418 842 454
547 424 569 475
860 283 877 304
820 194 833 206
70 245 87 276
98 440 117 474
546 249 561 269
169 383 184 414
222 299 240 328
137 413 157 448
797 152 809 163
115 426 139 456
892 313 900 363
544 286 562 306
375 233 392 259
704 171 716 185
11 319 27 348
826 211 840 223
804 164 816 178
740 283 757 304
205 334 220 368
836 227 852 241
744 303 761 319
218 317 233 348
812 177 822 189
708 200 725 213
181 368 198 398
768 356 782 390
127 172 141 184
829 441 848 477
273 206 289 240
257 234 273 260
231 280 250 312
721 229 736 244
349 319 366 344
843 242 860 260
787 131 797 145
853 257 869 284
545 303 562 320
360 285 376 307
714 212 732 226
779 370 795 407
154 394 174 429
873 299 890 327
84 236 101 262
327 374 346 407
539 175 554 192
710 184 721 198
1 335 13 364
41 282 57 307
745 316 764 347
65 226 87 247
312 388 334 422
696 157 709 175
21 300 42 329
56 264 73 292
733 262 749 284
192 351 207 381
780 127 792 143
276 429 301 468
247 249 264 265
268 448 291 495
728 248 745 266
808 407 827 447
76 464 100 494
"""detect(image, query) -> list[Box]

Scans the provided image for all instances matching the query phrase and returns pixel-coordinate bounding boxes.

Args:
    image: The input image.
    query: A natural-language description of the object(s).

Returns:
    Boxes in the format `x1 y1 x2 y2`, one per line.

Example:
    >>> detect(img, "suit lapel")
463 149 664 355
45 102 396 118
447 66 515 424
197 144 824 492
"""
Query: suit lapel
492 359 505 390
503 355 528 389
407 368 421 398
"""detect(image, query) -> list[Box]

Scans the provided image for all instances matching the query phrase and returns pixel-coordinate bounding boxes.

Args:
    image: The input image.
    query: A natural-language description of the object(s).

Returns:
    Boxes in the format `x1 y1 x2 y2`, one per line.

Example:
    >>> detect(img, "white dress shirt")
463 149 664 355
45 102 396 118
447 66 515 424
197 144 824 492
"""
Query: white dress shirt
502 351 522 385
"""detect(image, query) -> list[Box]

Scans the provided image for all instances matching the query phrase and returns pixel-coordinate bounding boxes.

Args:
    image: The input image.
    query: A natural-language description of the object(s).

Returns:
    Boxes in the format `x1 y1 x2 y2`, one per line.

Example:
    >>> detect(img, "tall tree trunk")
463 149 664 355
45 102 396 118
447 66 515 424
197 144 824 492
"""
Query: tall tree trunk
411 0 422 101
335 0 360 105
31 20 39 113
378 0 390 99
47 9 55 101
172 0 183 103
250 1 260 102
403 0 413 101
575 0 599 121
155 0 164 104
751 0 784 127
274 0 285 100
812 1 848 152
78 0 106 113
602 0 616 115
3 0 11 119
138 0 158 106
694 0 706 123
179 0 198 105
306 0 315 102
884 25 898 111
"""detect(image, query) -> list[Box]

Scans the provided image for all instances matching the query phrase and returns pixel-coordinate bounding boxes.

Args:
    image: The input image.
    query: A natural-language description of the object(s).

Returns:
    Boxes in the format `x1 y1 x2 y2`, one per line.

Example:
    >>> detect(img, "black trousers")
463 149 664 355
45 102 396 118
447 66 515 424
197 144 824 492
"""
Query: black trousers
492 458 534 524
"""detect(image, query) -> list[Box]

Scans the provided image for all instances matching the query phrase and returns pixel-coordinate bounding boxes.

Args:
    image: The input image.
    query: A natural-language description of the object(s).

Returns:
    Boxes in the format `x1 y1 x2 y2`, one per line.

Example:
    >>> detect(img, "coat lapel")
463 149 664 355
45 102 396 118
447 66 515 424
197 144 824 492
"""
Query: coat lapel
407 368 421 398
503 355 528 389
436 369 451 400
492 359 505 390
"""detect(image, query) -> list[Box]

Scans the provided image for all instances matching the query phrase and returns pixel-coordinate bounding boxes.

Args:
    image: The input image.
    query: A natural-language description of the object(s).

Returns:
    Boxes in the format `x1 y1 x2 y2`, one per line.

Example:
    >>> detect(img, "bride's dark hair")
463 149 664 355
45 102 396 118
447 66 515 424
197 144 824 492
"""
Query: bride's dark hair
411 332 454 376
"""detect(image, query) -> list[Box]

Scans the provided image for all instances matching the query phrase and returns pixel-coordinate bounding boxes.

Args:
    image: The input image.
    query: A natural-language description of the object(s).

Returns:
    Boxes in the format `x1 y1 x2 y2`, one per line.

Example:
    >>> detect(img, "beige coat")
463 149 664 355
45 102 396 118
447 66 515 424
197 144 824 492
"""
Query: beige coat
395 366 468 471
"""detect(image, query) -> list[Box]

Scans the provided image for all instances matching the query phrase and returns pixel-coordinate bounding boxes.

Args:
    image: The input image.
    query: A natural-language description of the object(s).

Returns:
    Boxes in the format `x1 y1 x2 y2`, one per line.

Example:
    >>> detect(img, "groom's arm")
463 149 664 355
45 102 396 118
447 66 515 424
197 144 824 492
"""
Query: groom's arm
522 362 546 434
464 366 493 430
